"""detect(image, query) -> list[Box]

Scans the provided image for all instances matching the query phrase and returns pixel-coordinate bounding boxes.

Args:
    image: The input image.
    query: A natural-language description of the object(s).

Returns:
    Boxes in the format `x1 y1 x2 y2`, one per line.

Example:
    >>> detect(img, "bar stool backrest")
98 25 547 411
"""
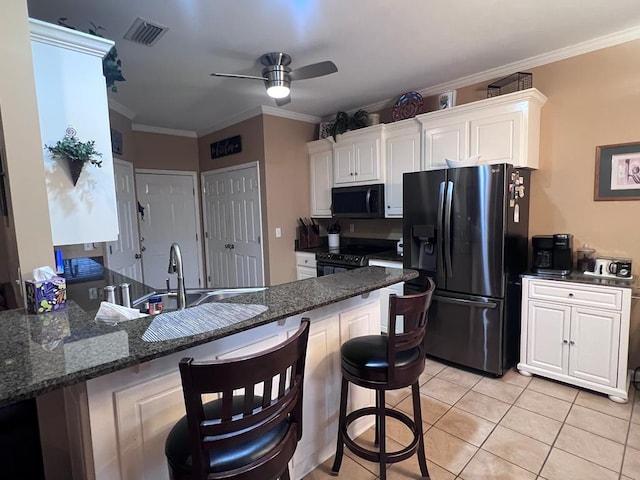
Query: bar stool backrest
178 319 310 479
387 278 435 385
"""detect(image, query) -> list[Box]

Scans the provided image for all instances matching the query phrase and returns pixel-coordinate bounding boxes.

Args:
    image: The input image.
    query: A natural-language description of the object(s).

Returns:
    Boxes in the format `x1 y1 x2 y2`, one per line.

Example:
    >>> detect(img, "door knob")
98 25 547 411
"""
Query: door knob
140 236 145 242
135 254 142 259
230 244 235 249
141 246 146 252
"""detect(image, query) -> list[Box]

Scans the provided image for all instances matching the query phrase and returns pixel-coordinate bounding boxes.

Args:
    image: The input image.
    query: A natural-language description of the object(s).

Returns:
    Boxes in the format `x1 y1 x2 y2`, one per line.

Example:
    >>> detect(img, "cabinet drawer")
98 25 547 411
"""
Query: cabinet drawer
295 252 317 268
528 280 622 311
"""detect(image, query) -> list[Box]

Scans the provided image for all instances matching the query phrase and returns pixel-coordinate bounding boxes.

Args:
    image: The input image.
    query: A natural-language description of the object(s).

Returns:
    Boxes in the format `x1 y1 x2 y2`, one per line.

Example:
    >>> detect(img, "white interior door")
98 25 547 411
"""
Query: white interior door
228 166 263 287
136 171 203 290
202 163 264 288
202 172 230 288
106 159 143 282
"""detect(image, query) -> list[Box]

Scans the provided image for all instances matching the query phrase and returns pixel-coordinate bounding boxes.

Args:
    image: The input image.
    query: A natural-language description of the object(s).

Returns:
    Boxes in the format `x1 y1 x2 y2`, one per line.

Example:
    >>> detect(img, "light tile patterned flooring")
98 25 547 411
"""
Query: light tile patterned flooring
304 358 640 480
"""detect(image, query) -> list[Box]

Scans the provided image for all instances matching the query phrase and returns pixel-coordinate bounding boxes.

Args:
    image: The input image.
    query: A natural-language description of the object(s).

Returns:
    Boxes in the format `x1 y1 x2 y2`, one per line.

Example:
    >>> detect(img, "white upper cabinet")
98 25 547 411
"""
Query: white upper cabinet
418 89 547 170
423 120 467 170
30 19 119 245
308 139 333 218
333 125 384 185
384 119 421 217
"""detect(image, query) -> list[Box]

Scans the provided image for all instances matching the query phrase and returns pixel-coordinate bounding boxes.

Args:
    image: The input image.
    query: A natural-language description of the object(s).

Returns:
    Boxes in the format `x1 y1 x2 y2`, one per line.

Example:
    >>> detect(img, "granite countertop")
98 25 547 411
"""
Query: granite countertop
522 272 639 293
0 266 417 407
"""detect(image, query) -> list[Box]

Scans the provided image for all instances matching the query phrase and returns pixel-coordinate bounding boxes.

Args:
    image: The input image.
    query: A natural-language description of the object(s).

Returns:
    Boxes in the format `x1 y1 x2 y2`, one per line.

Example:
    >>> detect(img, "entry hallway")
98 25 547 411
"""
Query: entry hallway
305 359 640 479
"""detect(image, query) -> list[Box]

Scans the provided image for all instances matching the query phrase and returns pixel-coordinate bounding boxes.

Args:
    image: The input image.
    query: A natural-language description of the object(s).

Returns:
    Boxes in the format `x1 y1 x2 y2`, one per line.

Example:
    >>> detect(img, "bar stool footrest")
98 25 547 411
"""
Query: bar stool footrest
341 406 420 464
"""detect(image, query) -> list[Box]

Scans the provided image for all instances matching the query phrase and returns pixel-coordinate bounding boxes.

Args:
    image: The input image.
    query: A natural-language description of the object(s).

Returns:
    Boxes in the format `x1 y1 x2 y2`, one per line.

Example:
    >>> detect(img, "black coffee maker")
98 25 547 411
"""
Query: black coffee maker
532 234 573 275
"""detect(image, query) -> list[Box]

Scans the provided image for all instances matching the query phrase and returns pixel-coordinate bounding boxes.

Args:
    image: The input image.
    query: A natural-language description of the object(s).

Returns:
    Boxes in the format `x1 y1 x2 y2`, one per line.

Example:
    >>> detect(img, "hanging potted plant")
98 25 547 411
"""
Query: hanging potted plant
45 128 102 186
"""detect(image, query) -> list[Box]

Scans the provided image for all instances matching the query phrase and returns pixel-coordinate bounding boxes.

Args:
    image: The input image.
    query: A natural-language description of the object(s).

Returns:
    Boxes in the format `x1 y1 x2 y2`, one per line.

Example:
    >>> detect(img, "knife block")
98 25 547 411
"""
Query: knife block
297 226 320 249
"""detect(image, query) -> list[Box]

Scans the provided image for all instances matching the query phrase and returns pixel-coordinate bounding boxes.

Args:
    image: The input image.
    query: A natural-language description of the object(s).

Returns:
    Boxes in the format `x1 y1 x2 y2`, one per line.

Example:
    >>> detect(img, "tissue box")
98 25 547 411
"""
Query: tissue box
25 277 67 314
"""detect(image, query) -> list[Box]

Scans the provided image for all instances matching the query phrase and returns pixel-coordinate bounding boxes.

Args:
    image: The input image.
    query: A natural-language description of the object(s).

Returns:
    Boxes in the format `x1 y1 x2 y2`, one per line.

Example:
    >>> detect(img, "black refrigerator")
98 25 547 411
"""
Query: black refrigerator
403 164 530 375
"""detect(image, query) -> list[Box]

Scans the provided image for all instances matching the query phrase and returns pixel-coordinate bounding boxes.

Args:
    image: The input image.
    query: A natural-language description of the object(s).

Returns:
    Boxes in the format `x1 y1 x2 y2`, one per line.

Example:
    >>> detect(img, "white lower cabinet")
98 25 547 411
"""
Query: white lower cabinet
518 278 631 402
295 251 317 279
74 294 380 480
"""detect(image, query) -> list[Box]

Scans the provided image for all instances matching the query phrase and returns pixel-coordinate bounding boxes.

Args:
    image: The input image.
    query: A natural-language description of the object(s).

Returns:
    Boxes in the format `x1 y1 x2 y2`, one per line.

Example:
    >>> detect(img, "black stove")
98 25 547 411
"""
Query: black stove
315 245 391 268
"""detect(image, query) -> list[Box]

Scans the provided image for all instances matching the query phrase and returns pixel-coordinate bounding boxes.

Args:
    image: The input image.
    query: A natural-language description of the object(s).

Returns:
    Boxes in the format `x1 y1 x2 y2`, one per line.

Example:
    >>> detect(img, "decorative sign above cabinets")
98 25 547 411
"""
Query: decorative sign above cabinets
210 135 242 159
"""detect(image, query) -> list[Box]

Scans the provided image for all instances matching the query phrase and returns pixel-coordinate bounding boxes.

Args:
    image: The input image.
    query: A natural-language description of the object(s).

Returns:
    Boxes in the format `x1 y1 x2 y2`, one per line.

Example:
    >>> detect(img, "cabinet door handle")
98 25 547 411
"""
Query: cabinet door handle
568 293 574 297
569 340 575 345
562 339 568 344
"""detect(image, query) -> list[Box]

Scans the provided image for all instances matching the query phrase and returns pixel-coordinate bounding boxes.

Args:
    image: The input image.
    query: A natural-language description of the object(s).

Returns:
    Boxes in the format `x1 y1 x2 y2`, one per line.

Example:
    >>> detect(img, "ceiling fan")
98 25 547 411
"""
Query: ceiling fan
211 52 338 106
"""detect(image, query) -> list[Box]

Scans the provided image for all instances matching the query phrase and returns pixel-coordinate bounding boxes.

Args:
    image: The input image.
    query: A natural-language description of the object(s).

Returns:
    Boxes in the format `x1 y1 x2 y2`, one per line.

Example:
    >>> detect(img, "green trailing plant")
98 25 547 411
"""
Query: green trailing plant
45 134 102 186
330 109 369 141
57 17 125 93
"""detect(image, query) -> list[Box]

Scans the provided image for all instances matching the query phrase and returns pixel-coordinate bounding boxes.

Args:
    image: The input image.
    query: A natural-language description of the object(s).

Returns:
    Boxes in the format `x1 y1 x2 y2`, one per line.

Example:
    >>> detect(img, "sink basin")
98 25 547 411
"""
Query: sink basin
132 287 267 312
190 287 267 306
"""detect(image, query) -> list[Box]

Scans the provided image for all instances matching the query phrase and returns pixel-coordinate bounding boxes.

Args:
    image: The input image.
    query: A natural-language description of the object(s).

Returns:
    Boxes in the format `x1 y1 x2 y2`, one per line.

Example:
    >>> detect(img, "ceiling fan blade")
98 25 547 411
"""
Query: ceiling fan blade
210 72 266 81
275 95 291 107
289 61 337 81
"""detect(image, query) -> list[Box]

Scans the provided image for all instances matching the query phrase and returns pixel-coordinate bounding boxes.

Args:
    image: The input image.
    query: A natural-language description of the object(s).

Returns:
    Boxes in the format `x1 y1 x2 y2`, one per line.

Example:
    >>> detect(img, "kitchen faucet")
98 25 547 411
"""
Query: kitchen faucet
167 243 187 310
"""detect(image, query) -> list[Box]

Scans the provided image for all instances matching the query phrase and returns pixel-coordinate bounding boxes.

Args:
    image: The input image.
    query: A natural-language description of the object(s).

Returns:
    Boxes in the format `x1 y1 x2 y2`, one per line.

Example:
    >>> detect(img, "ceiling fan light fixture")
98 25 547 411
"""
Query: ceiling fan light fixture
266 84 290 99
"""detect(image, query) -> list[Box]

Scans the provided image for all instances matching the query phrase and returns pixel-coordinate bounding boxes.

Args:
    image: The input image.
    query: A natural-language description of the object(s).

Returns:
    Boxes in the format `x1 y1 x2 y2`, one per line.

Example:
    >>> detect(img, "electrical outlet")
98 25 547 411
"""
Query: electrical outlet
275 227 282 238
88 287 98 299
349 223 355 233
84 243 94 251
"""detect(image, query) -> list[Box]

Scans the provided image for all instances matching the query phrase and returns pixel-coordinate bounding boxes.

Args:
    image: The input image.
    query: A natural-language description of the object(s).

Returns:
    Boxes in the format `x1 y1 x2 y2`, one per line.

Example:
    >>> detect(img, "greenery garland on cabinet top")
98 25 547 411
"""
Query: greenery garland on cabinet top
57 17 125 93
329 109 369 141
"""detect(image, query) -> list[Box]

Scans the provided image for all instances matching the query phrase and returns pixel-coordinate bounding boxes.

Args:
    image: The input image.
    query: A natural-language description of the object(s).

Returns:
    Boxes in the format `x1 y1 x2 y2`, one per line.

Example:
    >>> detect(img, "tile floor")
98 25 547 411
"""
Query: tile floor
304 358 640 480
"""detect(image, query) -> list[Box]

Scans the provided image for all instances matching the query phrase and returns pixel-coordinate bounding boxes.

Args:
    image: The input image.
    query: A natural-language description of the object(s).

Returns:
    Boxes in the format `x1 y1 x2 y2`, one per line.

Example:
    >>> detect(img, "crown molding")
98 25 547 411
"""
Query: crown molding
197 106 264 137
259 106 322 124
132 124 197 138
360 25 640 113
108 99 136 120
29 18 113 58
197 105 322 137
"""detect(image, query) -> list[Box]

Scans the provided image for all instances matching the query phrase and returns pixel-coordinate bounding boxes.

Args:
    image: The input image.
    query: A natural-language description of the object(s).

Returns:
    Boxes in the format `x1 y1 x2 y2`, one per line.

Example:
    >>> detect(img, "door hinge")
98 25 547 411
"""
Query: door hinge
258 236 261 244
195 233 198 242
208 275 211 282
205 231 209 238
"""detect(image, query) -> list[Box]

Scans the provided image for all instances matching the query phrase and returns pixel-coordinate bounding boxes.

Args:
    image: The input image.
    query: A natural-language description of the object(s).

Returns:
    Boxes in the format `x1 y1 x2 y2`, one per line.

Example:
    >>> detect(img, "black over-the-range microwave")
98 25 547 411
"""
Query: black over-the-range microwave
331 183 385 218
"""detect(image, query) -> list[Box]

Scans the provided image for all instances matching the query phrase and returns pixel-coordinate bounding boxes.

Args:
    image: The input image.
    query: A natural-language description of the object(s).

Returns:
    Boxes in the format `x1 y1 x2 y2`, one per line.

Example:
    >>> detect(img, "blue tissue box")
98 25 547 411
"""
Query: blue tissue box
25 277 67 314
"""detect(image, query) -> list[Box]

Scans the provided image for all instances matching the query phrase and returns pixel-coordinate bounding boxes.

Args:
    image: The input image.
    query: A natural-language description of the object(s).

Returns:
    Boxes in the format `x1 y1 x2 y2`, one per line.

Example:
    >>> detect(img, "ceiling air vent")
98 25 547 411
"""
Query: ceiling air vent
123 17 168 46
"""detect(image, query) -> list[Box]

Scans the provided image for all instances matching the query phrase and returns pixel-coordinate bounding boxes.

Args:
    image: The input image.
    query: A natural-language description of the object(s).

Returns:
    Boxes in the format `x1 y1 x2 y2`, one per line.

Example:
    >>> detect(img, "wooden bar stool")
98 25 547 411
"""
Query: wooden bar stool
165 319 310 480
331 280 435 480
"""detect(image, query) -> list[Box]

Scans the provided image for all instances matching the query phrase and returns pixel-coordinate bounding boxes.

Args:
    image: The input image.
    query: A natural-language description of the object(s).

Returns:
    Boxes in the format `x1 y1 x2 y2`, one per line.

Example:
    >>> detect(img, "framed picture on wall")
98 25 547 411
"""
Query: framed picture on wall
438 90 457 110
595 142 640 201
111 128 123 155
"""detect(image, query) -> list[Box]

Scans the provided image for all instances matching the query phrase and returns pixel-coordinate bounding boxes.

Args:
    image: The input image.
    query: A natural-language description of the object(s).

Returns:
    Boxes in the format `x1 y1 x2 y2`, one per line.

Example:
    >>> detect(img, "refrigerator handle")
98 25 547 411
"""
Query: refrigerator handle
444 181 454 277
437 182 446 277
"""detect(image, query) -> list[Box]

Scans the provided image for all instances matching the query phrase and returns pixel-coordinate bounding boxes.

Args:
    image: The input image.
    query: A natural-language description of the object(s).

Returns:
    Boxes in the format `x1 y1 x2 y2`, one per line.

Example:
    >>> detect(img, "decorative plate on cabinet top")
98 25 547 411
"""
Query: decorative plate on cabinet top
391 91 423 121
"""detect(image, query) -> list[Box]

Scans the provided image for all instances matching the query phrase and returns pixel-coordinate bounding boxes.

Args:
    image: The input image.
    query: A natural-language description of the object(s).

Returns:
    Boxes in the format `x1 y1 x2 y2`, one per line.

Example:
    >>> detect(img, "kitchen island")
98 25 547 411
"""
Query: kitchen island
0 266 417 480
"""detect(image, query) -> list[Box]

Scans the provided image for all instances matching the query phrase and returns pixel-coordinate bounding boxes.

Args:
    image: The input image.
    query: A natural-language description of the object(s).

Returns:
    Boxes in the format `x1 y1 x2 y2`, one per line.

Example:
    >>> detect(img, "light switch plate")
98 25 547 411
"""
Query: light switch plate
275 227 282 238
